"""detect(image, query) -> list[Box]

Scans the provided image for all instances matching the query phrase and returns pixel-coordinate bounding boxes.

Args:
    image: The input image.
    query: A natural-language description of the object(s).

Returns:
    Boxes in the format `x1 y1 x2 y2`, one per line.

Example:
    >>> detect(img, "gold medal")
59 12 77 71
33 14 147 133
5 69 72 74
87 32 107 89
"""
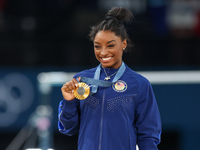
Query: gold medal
74 82 90 100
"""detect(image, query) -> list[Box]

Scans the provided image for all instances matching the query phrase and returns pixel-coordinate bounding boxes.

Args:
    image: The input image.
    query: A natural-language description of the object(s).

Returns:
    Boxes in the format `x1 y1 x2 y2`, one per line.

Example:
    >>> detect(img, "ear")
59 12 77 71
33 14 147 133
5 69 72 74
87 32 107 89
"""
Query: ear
122 39 127 50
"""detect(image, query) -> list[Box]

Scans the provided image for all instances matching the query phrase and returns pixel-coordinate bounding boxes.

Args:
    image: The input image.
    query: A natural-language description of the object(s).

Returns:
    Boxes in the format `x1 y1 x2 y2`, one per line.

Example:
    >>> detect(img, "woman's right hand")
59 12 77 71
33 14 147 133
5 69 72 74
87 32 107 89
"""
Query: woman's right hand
61 78 79 101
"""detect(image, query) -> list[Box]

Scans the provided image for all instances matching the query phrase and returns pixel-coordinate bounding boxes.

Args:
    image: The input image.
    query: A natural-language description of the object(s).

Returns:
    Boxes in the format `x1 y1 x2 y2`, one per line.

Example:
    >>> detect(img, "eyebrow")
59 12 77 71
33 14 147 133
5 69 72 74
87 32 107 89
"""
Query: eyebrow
94 40 116 44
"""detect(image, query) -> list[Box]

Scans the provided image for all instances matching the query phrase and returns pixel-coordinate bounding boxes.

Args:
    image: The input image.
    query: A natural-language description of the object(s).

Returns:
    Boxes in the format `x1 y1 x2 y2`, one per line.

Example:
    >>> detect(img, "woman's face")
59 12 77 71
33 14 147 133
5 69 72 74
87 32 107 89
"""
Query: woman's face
93 30 127 69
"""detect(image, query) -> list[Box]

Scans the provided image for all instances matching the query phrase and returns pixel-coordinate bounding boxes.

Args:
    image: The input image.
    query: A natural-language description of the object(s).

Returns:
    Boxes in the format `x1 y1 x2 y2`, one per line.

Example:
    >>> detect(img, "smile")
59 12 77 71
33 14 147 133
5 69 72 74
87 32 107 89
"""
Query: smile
101 57 113 61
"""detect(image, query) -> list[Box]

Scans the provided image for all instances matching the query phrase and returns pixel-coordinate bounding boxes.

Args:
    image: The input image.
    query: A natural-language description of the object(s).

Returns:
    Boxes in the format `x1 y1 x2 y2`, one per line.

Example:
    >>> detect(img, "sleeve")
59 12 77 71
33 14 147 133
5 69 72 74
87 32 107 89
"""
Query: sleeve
58 98 80 136
135 80 162 150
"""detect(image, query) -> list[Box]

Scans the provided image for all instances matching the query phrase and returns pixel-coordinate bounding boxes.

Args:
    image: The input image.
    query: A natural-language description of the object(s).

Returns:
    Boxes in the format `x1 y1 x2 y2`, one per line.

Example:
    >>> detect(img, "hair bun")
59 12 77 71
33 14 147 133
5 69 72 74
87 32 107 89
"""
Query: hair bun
106 7 133 23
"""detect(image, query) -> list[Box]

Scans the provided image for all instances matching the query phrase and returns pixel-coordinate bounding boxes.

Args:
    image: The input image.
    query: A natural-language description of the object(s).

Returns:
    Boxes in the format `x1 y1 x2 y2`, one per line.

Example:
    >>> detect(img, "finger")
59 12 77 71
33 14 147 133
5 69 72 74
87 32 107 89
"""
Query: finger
72 78 78 87
61 84 70 93
69 79 76 90
67 81 76 92
62 82 73 93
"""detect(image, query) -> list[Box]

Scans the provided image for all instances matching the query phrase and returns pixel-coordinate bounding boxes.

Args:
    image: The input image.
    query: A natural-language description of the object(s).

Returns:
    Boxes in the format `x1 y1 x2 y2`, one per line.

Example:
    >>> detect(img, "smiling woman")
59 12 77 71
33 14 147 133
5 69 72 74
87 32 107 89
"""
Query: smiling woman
58 7 162 150
93 30 126 68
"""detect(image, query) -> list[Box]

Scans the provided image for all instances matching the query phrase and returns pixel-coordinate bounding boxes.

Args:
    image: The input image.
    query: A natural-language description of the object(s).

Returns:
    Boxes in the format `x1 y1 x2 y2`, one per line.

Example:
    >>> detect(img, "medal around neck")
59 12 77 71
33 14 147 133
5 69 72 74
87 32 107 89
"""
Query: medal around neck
74 82 90 100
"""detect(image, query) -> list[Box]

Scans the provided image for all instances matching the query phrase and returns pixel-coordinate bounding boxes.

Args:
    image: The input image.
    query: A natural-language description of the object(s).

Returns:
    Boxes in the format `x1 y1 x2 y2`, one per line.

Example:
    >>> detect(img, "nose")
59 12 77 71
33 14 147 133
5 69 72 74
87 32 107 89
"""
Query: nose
100 47 108 56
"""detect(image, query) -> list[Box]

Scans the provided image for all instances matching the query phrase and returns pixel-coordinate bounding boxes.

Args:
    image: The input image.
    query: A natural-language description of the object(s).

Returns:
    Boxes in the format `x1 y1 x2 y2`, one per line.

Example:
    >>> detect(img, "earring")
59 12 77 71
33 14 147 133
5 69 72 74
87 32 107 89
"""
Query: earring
123 47 125 50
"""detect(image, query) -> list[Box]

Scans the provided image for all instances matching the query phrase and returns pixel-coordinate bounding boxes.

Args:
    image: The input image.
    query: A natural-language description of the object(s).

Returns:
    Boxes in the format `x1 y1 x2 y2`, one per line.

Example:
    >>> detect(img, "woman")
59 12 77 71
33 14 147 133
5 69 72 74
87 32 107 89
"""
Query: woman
58 7 161 150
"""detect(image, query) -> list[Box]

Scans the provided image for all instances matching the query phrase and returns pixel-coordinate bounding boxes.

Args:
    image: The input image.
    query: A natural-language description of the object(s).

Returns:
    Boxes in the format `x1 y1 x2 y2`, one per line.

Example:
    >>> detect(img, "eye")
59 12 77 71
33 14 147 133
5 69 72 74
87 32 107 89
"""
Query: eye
94 45 101 49
108 44 115 48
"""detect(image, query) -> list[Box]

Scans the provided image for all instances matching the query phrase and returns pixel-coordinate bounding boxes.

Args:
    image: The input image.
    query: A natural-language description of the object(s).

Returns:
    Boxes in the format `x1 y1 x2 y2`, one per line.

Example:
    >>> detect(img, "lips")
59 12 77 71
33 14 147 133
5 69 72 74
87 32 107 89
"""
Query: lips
100 57 113 63
101 57 112 61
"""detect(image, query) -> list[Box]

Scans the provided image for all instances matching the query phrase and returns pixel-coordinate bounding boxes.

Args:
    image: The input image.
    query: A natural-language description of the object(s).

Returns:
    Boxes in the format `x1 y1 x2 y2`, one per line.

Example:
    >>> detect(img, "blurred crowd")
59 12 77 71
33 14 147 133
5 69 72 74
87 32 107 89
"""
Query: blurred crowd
0 0 200 68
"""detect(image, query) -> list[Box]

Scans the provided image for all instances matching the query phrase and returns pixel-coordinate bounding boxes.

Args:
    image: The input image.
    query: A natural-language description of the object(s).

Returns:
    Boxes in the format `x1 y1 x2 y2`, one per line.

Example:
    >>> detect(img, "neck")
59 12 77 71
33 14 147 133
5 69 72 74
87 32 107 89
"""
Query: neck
101 61 122 69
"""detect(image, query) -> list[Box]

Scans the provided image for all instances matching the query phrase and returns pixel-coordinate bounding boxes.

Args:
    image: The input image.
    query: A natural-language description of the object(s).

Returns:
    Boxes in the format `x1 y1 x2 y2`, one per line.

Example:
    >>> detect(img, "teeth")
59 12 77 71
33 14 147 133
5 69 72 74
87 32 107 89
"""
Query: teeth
102 57 112 60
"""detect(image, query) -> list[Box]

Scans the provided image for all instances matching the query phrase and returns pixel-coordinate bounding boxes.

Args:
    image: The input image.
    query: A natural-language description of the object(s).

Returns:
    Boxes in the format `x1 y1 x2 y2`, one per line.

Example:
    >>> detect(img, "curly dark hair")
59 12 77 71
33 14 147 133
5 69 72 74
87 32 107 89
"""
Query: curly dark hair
89 7 134 52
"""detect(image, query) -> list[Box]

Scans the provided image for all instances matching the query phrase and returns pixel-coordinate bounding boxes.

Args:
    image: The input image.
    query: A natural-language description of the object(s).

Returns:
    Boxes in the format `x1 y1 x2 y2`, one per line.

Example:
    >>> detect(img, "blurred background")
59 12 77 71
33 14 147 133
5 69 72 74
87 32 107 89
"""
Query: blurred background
0 0 200 150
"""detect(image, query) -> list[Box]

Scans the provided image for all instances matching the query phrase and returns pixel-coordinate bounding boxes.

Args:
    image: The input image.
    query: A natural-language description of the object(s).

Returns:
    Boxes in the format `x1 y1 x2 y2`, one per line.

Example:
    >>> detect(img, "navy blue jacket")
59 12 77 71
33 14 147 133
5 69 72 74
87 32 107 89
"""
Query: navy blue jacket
58 64 161 150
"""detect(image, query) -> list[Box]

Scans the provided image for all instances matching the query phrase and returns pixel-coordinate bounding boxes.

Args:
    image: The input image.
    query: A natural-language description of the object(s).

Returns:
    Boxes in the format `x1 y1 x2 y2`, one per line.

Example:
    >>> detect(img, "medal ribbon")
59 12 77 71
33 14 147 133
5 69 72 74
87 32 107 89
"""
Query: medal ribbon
79 62 126 95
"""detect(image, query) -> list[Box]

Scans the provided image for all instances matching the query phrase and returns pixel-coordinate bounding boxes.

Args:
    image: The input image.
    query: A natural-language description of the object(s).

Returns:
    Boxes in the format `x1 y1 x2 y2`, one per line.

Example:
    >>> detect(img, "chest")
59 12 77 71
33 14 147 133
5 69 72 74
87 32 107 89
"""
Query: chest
79 80 138 117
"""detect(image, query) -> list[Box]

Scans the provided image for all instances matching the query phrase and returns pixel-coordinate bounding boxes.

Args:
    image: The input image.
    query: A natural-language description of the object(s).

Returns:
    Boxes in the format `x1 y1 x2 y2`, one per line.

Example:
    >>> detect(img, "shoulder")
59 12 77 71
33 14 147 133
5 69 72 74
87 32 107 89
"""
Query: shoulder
124 65 154 100
124 64 151 86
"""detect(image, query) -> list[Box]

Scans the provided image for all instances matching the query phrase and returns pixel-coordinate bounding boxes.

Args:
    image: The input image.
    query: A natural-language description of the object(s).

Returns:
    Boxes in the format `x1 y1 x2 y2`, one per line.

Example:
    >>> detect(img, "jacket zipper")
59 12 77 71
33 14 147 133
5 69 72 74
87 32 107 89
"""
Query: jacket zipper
98 88 105 150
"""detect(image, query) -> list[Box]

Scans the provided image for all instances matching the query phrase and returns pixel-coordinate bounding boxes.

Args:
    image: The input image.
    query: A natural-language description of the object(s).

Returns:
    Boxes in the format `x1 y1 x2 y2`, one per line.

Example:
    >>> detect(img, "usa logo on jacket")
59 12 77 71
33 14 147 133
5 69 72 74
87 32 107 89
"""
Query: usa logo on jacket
112 80 127 92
